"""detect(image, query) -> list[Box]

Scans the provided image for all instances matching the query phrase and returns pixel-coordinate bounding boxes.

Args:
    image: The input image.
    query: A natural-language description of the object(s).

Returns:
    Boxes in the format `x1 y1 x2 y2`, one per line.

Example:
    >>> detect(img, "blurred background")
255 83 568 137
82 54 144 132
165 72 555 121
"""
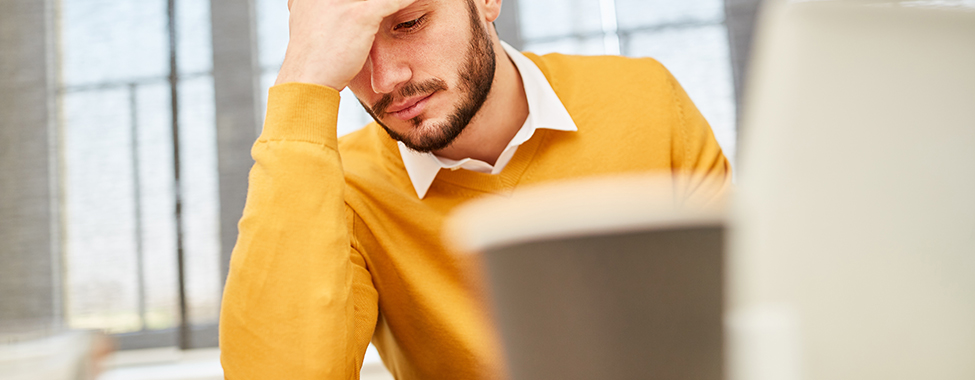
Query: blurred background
3 0 746 378
5 0 975 379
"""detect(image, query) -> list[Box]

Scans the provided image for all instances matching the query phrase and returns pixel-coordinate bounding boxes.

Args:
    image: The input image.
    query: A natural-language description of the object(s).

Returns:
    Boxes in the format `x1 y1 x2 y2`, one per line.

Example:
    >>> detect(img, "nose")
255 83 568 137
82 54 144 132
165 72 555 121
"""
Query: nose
368 40 412 95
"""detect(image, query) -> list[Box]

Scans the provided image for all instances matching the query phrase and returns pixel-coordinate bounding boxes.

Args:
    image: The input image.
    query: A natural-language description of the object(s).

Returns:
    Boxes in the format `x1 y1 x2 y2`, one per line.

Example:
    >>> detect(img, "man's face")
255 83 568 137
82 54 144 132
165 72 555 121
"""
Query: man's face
348 0 496 152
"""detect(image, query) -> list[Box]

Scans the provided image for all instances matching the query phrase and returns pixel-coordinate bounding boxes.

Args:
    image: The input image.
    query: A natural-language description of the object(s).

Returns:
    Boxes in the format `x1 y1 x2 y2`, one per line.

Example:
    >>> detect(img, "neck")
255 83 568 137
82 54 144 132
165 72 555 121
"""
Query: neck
433 35 528 166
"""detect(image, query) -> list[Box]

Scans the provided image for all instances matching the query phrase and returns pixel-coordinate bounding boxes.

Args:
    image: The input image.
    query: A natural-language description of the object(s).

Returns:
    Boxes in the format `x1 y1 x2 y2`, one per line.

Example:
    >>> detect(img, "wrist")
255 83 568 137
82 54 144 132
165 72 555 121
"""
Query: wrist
274 51 348 91
274 66 347 92
262 82 342 146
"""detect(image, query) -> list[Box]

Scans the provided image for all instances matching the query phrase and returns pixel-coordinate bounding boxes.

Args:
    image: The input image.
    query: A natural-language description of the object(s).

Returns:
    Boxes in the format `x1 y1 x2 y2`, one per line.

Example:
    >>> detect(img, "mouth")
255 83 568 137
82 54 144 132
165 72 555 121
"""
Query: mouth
387 92 437 121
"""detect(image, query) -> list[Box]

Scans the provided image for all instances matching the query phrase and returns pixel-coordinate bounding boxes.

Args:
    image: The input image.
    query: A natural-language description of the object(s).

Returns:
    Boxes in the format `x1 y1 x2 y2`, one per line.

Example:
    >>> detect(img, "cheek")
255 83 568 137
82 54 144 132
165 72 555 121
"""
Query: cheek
424 29 472 82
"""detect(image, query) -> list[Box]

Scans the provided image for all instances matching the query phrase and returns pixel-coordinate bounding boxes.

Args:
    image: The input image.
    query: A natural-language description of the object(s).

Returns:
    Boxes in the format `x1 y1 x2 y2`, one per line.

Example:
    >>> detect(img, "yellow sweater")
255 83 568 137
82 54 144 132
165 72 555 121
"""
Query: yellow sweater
219 53 730 380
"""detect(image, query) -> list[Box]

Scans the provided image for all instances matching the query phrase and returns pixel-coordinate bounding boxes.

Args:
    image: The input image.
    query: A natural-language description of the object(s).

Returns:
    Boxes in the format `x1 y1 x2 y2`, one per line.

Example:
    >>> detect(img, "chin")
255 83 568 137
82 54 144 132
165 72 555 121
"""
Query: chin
386 116 465 153
404 117 449 140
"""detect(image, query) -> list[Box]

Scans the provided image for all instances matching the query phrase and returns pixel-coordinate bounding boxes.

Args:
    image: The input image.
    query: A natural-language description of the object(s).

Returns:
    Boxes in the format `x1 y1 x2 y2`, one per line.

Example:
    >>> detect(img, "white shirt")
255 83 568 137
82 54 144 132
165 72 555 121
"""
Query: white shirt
398 41 578 199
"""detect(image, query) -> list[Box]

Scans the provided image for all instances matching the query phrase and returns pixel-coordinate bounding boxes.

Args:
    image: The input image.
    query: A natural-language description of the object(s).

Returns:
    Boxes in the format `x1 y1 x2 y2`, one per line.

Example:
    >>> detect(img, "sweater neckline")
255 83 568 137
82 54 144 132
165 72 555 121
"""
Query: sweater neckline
429 127 552 196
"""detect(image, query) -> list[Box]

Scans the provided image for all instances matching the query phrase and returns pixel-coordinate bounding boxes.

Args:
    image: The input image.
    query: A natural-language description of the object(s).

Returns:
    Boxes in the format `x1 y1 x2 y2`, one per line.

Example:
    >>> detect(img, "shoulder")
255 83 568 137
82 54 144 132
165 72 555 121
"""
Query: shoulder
521 52 680 116
520 52 684 129
522 52 675 96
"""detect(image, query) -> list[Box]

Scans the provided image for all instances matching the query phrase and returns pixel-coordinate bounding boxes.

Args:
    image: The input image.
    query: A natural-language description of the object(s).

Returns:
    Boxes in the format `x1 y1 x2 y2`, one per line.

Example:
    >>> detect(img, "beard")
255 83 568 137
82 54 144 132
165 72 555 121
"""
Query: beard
360 0 496 152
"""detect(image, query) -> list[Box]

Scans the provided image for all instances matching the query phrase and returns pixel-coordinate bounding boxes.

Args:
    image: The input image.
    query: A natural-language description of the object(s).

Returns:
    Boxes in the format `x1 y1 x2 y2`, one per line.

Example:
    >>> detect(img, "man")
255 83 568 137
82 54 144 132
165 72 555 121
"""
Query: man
219 0 730 378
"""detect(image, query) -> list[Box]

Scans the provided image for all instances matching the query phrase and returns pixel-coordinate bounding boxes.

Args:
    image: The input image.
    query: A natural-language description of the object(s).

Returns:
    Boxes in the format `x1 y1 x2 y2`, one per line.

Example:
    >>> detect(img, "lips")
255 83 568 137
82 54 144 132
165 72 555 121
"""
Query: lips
387 92 436 121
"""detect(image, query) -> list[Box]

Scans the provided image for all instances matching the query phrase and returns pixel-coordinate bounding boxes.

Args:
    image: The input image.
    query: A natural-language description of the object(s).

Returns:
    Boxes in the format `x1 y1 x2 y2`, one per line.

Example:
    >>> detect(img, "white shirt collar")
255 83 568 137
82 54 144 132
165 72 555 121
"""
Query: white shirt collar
398 41 578 199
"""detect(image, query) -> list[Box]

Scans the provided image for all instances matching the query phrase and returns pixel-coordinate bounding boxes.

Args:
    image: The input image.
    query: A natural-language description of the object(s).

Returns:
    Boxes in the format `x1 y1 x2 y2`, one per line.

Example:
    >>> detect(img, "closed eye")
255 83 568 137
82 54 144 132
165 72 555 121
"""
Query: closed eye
394 15 427 32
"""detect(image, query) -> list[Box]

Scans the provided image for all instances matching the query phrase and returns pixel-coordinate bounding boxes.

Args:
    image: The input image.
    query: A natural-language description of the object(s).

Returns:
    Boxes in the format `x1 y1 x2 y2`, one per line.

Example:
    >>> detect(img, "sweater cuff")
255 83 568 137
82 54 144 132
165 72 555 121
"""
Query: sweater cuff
260 82 342 148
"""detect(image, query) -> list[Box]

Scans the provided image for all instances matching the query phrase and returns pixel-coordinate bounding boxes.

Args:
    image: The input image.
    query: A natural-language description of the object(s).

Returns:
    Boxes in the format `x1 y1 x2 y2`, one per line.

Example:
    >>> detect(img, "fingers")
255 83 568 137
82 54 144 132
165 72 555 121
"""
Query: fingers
364 0 421 19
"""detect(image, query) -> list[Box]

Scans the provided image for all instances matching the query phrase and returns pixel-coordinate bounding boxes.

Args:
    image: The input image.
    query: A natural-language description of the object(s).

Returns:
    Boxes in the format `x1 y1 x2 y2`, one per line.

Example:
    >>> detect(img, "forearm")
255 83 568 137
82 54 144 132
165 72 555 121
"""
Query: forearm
219 83 359 379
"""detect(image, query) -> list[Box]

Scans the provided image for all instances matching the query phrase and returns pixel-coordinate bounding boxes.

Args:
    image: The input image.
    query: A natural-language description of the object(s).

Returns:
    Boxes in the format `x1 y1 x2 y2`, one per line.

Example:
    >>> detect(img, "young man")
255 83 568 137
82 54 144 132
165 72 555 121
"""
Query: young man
219 0 731 378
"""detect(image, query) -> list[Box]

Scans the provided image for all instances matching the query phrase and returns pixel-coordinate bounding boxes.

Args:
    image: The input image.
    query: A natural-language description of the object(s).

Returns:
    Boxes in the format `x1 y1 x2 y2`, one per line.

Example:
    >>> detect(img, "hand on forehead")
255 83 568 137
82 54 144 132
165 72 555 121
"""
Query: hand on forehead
288 0 426 13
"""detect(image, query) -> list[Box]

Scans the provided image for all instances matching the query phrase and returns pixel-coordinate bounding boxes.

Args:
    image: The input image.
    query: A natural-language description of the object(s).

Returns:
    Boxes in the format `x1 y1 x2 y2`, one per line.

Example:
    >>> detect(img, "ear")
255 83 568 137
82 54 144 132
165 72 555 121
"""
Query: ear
481 0 503 23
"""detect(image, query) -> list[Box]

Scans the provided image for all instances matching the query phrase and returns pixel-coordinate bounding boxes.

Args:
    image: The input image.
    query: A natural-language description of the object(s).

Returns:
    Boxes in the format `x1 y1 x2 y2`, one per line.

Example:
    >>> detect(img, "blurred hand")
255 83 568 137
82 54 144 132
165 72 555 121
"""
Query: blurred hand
275 0 419 90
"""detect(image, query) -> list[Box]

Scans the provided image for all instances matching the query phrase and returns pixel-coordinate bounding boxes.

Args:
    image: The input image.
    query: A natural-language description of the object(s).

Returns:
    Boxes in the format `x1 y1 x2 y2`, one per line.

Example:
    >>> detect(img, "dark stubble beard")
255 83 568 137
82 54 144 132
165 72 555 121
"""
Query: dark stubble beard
361 0 496 152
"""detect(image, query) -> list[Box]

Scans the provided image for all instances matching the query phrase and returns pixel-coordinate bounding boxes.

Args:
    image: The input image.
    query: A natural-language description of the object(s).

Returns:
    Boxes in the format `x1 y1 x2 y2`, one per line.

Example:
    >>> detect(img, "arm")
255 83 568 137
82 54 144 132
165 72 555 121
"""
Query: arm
220 0 415 377
220 83 377 379
664 68 732 206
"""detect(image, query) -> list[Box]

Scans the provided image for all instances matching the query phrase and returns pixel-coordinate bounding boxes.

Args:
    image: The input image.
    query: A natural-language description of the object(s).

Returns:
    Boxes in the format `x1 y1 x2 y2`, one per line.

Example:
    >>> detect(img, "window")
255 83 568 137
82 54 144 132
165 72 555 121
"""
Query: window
59 0 221 348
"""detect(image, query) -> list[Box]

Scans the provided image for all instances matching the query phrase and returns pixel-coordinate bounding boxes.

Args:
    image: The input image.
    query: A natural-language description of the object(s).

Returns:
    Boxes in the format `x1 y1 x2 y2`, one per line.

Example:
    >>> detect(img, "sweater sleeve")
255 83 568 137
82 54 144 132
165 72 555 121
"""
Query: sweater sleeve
219 83 379 379
663 68 732 206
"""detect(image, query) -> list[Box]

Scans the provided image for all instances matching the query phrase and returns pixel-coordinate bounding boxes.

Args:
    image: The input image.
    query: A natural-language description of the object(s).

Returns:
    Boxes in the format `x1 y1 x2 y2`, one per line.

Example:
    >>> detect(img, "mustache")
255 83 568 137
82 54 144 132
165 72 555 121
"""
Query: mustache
372 78 449 118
